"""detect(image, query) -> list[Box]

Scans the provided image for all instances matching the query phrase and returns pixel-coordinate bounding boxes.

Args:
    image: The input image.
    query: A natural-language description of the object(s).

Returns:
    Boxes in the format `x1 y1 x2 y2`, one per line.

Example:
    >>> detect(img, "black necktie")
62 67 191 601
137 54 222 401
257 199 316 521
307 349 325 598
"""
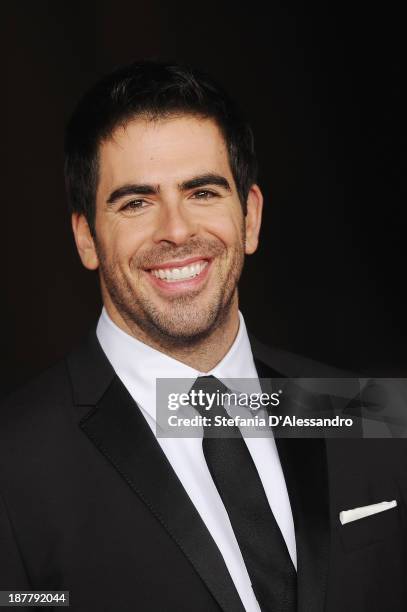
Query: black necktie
189 375 297 612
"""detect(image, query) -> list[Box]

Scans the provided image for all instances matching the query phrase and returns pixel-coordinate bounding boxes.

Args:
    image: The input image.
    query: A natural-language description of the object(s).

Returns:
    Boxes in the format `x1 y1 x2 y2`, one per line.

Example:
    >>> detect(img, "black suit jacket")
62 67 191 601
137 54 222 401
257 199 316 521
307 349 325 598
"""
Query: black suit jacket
0 330 406 611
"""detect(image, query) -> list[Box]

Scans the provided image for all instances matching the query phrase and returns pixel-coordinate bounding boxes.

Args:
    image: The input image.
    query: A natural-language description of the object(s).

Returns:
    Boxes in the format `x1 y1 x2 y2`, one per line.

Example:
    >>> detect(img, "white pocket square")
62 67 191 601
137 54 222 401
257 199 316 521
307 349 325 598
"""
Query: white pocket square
339 500 397 525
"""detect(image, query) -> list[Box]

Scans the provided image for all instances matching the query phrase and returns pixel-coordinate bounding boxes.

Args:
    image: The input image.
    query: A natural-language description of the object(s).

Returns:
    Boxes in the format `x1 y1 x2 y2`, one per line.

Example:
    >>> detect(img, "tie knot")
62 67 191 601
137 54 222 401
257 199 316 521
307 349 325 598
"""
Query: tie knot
188 375 232 423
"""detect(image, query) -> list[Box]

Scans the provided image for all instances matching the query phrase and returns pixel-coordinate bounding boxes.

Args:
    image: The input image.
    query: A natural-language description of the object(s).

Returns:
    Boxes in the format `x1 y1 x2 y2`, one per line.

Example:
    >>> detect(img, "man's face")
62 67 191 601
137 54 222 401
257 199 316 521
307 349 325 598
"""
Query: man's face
73 115 262 346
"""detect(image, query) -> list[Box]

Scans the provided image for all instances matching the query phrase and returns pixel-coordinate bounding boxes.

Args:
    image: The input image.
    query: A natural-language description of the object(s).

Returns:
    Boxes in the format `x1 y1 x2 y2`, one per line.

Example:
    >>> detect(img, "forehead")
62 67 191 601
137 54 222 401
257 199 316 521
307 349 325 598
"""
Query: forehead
97 115 232 193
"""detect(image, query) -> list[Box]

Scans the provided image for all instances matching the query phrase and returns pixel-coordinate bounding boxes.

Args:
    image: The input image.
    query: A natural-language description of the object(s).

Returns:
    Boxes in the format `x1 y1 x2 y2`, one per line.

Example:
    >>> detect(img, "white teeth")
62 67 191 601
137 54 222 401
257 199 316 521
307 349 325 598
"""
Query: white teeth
150 260 208 282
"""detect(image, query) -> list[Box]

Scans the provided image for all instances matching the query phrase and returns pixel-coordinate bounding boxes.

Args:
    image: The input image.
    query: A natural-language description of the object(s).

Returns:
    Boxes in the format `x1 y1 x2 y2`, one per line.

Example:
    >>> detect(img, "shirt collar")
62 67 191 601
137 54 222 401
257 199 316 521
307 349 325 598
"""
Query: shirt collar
96 307 260 422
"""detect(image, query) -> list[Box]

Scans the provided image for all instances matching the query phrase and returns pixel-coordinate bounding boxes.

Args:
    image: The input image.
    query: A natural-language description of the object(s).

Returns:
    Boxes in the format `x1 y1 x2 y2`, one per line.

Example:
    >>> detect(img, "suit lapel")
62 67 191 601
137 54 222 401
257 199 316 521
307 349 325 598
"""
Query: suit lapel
67 329 331 612
66 332 245 612
252 348 330 612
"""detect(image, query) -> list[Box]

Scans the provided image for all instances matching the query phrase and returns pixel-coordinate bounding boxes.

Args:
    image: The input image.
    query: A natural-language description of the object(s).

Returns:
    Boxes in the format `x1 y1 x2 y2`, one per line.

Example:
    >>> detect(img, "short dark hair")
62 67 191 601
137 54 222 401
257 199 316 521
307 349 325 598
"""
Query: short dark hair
64 60 258 234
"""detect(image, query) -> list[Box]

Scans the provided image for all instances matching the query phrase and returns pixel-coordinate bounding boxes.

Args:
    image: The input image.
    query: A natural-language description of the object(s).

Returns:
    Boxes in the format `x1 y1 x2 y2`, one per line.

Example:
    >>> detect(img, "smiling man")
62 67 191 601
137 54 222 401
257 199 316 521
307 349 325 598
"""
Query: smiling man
72 113 262 368
1 61 407 612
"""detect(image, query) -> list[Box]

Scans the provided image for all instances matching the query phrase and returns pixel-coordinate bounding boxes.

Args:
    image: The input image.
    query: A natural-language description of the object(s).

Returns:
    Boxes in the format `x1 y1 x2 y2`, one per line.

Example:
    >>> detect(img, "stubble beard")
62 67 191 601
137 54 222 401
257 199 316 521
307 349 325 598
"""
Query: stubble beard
95 230 246 350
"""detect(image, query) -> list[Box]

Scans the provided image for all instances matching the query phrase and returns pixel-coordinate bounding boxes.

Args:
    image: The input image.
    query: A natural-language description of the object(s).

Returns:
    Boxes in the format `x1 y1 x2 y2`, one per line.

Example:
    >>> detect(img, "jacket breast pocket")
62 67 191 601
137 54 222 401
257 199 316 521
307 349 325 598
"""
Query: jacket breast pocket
339 500 401 552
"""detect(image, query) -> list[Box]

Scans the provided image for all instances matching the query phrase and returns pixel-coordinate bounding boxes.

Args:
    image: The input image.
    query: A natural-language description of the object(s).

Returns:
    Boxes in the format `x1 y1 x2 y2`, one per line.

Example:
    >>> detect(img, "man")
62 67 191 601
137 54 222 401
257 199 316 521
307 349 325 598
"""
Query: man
0 61 406 612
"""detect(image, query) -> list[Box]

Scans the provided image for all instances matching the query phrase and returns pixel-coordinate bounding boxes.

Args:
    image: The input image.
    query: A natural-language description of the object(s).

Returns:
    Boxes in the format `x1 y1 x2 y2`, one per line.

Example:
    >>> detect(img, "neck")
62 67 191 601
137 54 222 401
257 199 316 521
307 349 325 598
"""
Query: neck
103 297 241 372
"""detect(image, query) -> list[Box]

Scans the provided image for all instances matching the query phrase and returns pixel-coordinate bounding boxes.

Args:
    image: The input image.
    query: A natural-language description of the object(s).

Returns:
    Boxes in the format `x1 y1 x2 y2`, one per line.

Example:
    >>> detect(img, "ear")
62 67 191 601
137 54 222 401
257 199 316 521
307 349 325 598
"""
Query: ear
244 184 263 255
71 213 99 270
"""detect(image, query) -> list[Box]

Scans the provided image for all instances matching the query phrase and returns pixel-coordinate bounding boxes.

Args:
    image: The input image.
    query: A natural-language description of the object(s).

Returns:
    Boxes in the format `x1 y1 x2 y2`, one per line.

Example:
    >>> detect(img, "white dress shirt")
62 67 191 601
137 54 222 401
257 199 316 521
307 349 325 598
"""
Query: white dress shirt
96 307 296 612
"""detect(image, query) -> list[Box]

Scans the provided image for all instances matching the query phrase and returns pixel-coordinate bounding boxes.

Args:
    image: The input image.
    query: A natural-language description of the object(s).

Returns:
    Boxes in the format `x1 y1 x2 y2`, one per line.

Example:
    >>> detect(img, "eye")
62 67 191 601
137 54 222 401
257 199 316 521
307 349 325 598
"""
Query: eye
192 189 217 200
120 199 148 212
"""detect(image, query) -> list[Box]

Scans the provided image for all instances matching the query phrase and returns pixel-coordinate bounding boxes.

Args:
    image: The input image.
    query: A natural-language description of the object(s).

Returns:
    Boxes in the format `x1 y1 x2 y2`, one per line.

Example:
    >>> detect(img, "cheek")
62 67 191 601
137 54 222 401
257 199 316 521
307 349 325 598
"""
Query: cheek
205 214 244 247
99 233 146 270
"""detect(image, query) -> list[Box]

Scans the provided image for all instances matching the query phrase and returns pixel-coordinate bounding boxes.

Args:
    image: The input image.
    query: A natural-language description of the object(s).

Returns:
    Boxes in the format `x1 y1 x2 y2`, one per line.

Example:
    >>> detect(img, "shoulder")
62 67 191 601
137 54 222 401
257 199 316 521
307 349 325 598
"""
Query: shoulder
0 358 72 409
0 329 115 492
0 357 77 494
248 332 357 378
0 327 113 418
0 328 115 445
0 359 73 442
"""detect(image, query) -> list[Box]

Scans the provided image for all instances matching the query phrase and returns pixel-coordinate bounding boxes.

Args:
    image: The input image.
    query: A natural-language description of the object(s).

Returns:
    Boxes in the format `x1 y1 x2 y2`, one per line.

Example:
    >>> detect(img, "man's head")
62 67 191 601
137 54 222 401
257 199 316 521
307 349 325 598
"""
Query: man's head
66 61 263 348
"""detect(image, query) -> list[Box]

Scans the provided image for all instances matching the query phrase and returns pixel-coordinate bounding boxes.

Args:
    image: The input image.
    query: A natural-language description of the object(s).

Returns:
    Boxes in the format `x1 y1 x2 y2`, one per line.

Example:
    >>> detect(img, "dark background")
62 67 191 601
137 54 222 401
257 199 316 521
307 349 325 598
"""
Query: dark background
1 1 405 396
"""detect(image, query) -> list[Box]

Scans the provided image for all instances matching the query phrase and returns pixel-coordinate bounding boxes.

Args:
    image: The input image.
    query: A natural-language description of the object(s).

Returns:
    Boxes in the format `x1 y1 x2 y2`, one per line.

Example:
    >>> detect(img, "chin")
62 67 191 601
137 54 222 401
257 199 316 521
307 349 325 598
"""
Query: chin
153 316 217 342
147 301 232 346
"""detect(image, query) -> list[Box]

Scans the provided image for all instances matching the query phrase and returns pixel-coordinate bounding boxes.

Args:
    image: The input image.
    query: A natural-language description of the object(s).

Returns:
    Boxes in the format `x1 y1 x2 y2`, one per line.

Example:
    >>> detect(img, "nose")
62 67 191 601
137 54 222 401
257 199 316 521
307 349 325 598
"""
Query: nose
152 201 198 245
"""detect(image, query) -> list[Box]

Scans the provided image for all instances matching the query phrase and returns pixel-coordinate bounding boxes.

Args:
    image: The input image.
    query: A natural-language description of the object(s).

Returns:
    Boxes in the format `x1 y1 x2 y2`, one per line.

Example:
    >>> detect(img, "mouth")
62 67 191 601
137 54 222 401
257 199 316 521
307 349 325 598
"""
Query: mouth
143 257 212 292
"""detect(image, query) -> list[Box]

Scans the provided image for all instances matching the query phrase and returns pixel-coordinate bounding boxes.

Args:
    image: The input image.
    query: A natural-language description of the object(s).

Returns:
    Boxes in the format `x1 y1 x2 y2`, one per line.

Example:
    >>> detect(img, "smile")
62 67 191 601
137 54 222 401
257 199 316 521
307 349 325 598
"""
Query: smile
144 257 212 292
150 260 209 282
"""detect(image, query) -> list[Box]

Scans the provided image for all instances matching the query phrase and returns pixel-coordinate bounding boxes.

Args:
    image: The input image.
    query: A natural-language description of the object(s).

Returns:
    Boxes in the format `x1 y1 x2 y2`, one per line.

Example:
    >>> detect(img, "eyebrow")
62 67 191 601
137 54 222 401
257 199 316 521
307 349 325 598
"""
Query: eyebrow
179 173 231 192
106 172 231 205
